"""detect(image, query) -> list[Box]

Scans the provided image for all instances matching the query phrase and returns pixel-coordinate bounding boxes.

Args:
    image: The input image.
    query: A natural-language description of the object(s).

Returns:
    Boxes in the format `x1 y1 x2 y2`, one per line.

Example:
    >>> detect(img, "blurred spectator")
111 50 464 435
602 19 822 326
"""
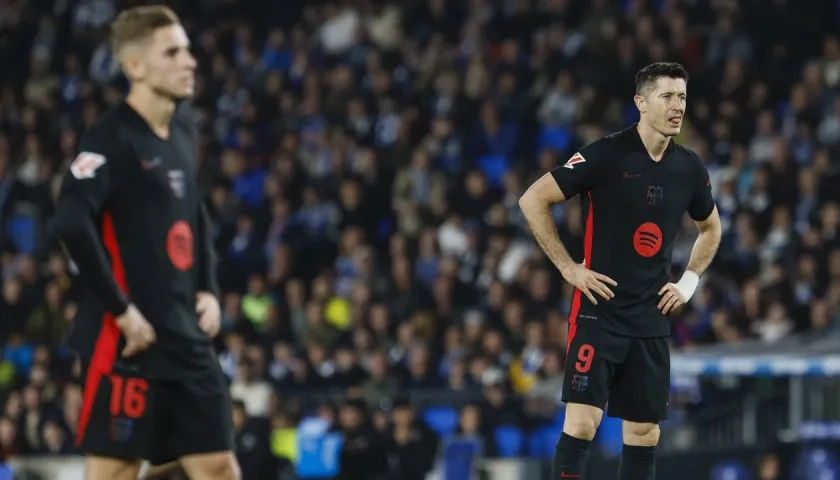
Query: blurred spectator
231 400 276 480
383 400 438 480
230 359 272 418
0 416 21 460
756 451 782 480
454 404 494 457
335 399 388 480
360 350 398 409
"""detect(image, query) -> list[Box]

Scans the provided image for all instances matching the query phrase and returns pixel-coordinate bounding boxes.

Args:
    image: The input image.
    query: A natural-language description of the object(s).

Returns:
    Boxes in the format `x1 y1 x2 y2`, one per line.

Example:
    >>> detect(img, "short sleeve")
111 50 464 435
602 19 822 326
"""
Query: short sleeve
549 142 607 199
60 128 125 213
687 162 715 221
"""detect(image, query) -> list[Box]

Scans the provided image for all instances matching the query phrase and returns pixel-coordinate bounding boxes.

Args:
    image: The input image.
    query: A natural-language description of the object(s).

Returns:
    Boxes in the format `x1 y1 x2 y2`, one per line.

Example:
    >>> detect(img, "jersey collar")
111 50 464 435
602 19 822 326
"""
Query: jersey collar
631 123 674 163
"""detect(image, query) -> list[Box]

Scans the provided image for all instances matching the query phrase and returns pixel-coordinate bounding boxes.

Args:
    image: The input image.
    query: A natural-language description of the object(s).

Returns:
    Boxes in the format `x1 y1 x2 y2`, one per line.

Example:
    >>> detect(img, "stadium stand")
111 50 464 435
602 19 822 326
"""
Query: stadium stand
1 0 840 478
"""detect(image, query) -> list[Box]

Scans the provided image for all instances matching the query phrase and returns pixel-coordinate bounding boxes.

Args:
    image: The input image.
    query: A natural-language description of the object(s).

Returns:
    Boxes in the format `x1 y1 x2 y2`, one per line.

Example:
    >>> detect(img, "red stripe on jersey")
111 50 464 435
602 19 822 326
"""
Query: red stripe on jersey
76 212 128 447
567 192 594 351
583 192 594 269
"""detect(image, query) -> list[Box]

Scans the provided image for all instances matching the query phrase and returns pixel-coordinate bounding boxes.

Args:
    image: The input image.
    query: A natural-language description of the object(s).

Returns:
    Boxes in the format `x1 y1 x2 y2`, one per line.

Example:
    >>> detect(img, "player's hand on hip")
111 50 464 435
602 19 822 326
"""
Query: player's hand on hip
196 291 222 337
115 304 156 357
562 263 617 305
658 283 686 314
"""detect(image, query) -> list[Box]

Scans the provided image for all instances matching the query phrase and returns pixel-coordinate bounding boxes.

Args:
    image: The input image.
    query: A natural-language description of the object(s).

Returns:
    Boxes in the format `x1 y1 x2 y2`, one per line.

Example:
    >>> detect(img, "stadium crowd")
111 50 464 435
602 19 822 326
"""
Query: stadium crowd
1 0 839 478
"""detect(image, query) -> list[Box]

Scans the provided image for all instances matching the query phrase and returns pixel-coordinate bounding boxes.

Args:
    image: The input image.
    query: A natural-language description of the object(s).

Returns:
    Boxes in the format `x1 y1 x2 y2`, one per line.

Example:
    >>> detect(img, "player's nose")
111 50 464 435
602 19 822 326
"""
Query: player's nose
183 53 197 70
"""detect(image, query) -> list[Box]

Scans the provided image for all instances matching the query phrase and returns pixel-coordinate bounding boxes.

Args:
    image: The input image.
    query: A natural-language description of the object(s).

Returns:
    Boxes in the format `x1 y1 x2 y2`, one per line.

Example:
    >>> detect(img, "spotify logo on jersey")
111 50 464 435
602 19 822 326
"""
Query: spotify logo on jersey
167 221 195 271
633 222 662 257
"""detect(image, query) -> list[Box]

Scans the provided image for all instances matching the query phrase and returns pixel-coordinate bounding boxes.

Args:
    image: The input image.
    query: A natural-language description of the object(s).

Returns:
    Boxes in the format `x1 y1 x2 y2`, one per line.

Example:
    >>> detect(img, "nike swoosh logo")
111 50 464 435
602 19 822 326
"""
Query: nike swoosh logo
141 157 162 170
560 474 580 478
623 172 642 178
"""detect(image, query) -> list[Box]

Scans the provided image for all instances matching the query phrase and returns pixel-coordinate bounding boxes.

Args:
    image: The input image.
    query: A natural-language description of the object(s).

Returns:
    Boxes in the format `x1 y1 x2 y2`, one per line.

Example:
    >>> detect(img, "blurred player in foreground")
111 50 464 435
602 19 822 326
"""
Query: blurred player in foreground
54 6 239 480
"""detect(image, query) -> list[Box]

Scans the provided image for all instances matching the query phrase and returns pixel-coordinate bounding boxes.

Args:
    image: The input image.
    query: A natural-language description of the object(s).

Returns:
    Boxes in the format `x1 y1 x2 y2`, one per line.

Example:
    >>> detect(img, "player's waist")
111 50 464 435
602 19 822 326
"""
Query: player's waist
574 298 665 319
143 343 218 380
67 311 210 356
80 350 216 380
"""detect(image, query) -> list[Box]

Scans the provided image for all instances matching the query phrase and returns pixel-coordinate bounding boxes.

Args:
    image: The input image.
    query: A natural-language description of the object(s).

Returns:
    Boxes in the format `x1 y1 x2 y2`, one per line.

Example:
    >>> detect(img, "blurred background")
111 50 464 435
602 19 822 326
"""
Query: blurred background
1 0 840 479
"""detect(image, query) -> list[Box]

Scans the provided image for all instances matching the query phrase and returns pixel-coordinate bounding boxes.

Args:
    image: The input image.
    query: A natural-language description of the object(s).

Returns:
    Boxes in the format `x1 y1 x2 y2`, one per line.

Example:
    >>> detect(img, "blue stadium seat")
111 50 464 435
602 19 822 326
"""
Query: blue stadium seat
552 408 565 426
710 461 751 480
422 407 459 437
528 425 562 459
595 416 623 458
296 432 342 478
7 215 36 254
493 425 525 457
477 154 509 188
377 217 393 240
537 126 572 153
793 447 840 480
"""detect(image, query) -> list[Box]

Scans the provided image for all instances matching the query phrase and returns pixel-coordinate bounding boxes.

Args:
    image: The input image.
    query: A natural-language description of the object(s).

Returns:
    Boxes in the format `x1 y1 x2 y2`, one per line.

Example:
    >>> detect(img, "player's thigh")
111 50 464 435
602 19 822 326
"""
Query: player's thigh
168 367 236 459
561 324 625 412
85 456 143 480
608 336 670 423
77 367 155 462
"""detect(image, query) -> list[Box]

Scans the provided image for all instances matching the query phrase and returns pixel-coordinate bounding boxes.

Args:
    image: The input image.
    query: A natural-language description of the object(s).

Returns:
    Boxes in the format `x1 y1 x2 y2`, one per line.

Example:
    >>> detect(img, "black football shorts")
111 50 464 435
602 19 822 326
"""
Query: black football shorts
561 322 670 423
76 359 234 462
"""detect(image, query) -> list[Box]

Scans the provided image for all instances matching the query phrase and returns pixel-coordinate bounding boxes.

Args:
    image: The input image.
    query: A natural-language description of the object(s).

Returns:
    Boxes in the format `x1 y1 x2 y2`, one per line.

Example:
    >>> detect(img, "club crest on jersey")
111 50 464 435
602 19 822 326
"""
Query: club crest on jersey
563 152 586 169
70 152 106 179
168 169 185 198
646 185 664 206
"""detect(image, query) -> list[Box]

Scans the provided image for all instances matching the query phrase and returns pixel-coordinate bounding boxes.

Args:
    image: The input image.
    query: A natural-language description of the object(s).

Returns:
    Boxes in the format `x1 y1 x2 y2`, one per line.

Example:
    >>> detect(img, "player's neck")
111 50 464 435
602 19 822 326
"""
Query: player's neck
636 122 671 162
126 87 176 139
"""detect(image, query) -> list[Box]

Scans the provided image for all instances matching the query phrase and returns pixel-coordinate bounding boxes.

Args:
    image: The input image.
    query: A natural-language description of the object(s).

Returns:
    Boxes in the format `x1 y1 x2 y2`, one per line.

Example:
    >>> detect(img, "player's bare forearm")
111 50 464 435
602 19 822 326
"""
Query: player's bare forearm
687 208 722 276
522 204 576 273
519 173 576 274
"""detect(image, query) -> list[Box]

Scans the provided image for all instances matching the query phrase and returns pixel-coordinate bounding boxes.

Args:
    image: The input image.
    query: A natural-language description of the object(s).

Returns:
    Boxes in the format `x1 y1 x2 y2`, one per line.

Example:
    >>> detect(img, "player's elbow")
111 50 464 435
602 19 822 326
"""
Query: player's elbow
519 174 565 214
518 189 546 219
517 191 532 210
521 173 566 207
52 213 81 239
52 199 92 241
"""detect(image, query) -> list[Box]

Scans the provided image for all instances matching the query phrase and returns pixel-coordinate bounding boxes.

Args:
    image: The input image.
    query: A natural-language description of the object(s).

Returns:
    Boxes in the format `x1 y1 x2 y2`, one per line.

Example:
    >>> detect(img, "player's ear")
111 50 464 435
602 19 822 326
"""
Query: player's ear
634 94 646 114
118 44 147 81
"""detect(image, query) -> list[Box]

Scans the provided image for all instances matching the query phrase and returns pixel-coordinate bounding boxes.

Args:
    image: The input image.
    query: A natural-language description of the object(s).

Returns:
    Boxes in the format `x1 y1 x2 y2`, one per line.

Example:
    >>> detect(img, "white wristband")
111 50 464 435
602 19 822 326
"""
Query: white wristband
675 270 700 301
137 461 150 479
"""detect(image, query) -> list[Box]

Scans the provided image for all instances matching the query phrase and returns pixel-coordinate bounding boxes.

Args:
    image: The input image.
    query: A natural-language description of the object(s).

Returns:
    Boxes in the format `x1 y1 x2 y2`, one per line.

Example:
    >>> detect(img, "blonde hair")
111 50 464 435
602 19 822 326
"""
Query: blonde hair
110 5 180 56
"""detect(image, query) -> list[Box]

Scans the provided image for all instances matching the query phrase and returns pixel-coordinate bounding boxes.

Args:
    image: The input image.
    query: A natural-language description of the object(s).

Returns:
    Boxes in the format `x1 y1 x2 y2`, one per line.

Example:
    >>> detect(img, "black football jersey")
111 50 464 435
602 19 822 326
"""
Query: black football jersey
551 125 715 337
54 102 218 379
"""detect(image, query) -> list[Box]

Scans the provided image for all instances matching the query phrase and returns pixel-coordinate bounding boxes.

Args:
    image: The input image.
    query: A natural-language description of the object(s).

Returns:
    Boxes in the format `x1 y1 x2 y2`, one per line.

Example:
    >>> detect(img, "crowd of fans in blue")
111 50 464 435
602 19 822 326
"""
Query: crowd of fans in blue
1 0 840 478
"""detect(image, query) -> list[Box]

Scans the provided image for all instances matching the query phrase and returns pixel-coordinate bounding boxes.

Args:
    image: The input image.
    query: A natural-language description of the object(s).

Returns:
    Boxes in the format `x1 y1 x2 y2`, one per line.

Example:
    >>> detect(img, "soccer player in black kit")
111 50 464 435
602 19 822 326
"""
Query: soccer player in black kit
53 6 239 480
519 62 722 479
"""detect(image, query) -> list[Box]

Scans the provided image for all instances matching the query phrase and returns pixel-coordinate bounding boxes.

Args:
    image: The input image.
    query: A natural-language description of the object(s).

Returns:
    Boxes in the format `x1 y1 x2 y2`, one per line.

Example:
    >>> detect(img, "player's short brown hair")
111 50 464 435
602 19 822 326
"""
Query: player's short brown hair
635 62 689 96
111 5 180 56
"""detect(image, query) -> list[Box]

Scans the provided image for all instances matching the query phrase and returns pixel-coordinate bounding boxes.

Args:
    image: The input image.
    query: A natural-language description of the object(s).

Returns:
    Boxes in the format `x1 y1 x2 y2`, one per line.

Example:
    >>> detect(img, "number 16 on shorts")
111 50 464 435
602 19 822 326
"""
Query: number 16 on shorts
77 372 153 456
108 376 149 419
